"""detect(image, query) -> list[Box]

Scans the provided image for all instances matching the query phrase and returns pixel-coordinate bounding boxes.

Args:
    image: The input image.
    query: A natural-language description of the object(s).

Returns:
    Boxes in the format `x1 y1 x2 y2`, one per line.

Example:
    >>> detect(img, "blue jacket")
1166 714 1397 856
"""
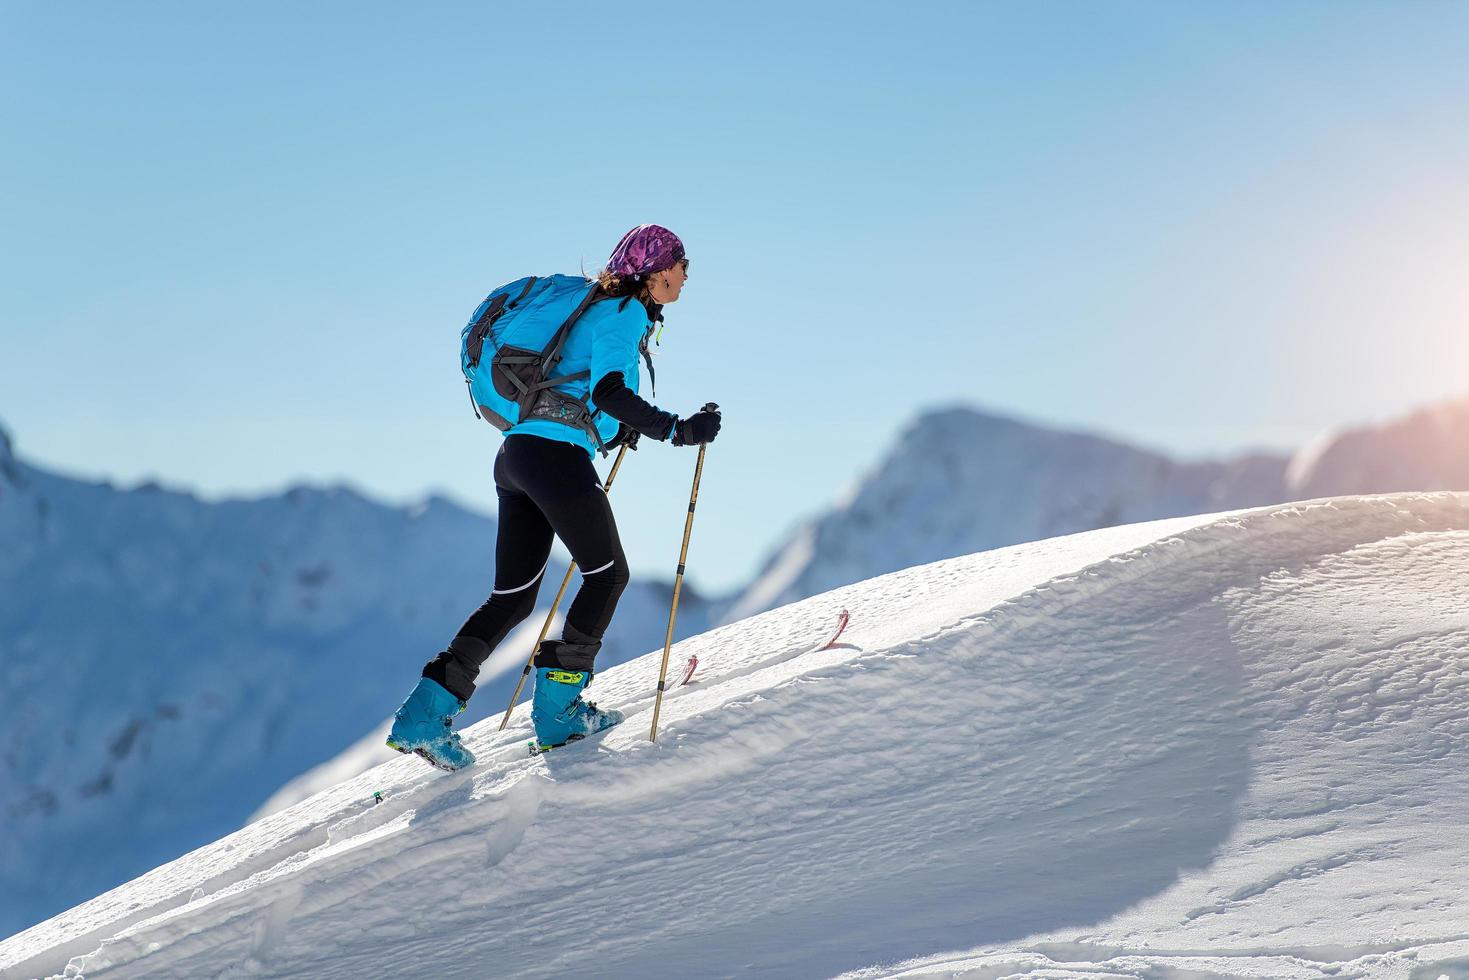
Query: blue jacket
507 295 656 457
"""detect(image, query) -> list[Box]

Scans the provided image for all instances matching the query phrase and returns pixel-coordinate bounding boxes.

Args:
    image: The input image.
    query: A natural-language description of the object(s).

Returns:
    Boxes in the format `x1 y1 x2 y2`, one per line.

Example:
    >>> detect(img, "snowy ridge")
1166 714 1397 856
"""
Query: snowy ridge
6 493 1469 979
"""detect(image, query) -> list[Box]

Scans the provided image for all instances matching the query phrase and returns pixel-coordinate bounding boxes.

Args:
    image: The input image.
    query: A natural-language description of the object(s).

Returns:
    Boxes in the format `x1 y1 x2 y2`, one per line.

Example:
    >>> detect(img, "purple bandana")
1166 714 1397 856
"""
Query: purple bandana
607 224 686 279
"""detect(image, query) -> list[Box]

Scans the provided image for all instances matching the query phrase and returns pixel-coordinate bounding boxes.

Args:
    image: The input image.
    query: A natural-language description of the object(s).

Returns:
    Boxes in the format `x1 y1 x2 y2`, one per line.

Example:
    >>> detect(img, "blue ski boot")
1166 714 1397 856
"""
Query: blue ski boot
387 677 476 772
531 666 624 753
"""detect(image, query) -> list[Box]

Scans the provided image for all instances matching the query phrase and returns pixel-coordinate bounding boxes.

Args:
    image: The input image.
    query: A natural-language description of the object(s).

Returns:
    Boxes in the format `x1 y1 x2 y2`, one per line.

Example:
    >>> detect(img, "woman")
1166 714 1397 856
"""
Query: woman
387 224 722 769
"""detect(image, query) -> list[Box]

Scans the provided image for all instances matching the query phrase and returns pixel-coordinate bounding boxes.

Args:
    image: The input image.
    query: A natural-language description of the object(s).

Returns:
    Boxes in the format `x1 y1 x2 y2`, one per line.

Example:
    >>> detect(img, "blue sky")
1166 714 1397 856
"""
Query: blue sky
3 1 1467 592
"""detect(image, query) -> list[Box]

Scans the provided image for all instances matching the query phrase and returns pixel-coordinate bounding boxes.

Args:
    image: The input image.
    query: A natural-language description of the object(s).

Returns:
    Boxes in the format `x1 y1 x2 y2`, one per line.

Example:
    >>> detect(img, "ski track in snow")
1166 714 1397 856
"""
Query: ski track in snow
5 494 1469 979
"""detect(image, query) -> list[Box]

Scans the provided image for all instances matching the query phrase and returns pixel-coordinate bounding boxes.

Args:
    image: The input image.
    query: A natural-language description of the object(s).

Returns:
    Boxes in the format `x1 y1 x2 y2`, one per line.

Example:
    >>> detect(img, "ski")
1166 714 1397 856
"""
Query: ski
528 733 587 757
680 608 850 686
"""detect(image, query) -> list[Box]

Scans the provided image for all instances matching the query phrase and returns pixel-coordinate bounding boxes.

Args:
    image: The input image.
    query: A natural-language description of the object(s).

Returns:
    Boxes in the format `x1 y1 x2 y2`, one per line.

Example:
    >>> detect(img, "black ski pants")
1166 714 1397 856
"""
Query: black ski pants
422 435 630 702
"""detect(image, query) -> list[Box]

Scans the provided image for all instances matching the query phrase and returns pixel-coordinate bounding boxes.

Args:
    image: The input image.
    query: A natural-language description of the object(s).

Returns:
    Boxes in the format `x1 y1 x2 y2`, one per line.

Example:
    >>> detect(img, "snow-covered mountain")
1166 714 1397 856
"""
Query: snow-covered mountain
723 406 1288 621
5 493 1468 979
0 425 710 939
1286 391 1469 499
724 395 1469 622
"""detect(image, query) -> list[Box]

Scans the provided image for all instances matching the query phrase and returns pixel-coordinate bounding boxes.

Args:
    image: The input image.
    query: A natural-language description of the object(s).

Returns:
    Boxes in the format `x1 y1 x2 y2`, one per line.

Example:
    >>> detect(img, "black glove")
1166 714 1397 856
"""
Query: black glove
607 423 640 452
671 404 721 446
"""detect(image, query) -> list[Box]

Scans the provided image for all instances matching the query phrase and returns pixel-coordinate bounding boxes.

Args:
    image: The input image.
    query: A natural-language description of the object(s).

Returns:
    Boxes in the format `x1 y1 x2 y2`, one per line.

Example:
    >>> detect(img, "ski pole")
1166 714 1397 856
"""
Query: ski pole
650 404 718 742
498 442 630 731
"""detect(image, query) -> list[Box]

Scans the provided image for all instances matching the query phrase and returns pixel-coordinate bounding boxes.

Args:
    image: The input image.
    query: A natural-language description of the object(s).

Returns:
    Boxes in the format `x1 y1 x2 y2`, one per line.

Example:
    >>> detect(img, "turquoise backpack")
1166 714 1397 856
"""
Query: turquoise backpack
459 274 613 450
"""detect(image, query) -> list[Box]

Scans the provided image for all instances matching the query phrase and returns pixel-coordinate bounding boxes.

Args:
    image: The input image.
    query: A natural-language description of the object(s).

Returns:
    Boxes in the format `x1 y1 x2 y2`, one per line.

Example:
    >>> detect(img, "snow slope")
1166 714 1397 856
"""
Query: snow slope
5 493 1469 979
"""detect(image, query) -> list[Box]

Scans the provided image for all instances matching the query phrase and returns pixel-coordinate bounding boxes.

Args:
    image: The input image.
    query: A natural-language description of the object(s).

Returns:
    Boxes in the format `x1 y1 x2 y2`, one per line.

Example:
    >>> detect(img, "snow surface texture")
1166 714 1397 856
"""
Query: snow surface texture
725 394 1469 623
0 436 711 937
5 493 1469 979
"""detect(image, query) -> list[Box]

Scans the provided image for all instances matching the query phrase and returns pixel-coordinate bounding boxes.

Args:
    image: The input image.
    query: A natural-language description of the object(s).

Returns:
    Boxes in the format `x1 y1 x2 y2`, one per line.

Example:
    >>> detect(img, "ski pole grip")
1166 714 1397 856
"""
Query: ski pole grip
702 402 720 415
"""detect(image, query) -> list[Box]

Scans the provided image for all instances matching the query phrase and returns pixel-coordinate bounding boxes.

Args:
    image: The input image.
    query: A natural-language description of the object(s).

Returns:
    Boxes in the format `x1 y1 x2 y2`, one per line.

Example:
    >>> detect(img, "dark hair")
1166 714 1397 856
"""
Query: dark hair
595 268 650 301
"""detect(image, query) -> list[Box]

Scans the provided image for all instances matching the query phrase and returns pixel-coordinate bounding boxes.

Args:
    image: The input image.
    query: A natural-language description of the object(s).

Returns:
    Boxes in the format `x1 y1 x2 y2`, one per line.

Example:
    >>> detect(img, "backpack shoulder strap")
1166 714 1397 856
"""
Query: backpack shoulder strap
538 281 605 378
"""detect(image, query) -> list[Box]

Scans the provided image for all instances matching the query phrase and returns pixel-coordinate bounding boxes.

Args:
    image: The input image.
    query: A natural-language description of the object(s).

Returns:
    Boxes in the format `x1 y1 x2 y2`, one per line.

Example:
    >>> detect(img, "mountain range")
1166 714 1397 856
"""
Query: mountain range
3 389 1467 937
723 393 1469 621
